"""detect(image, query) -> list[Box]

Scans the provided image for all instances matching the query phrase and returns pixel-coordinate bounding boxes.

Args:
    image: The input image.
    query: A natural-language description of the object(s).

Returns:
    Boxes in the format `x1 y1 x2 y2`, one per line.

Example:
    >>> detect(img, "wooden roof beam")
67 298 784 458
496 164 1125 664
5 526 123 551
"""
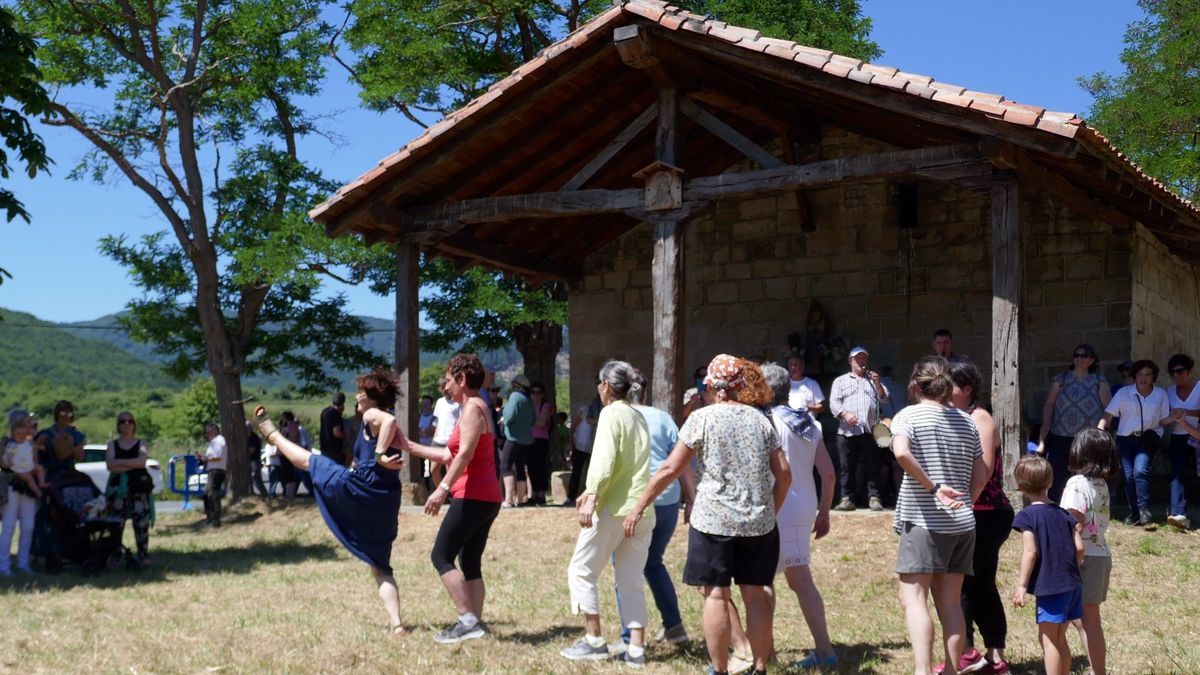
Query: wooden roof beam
561 102 658 191
431 232 573 280
680 97 784 169
614 24 673 88
682 143 984 201
409 187 644 229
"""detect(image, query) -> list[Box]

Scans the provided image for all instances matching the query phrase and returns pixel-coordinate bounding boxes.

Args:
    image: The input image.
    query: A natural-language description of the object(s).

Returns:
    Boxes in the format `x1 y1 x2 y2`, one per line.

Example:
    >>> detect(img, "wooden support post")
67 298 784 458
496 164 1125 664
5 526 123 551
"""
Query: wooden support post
651 215 685 419
656 86 680 168
394 243 423 491
990 180 1022 491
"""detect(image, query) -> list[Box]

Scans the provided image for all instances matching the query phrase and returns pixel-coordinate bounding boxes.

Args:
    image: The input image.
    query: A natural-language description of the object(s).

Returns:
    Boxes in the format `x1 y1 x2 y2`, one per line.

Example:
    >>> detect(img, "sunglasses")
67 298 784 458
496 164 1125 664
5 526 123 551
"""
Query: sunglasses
1073 353 1091 358
1170 368 1188 375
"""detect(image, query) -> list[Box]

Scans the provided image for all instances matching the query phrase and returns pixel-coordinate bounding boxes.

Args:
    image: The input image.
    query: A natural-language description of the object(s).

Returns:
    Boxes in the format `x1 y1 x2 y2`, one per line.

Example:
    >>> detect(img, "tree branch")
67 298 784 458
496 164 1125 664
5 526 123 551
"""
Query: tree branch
45 102 193 252
236 283 269 354
327 10 430 129
265 89 297 216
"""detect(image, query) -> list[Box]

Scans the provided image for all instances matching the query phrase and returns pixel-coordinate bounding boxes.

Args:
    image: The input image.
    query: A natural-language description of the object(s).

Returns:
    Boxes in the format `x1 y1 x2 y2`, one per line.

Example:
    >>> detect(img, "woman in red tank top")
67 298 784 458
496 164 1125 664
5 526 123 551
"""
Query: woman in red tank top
406 353 503 644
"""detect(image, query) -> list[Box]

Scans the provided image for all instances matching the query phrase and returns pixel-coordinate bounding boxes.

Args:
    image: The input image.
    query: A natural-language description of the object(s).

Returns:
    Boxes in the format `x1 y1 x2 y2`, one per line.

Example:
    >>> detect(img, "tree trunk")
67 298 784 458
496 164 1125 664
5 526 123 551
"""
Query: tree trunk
194 259 251 502
514 319 563 408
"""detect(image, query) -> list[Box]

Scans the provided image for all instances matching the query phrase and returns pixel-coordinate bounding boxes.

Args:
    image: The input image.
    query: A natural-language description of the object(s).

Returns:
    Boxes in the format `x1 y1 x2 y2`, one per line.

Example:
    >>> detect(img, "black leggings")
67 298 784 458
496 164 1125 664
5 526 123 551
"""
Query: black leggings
430 497 501 580
567 449 591 501
528 437 551 492
962 507 1014 649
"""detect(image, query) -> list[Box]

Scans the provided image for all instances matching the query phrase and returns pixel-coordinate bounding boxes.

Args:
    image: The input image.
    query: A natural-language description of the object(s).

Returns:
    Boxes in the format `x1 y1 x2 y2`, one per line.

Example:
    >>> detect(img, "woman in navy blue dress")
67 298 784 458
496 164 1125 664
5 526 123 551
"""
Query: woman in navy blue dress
255 369 409 634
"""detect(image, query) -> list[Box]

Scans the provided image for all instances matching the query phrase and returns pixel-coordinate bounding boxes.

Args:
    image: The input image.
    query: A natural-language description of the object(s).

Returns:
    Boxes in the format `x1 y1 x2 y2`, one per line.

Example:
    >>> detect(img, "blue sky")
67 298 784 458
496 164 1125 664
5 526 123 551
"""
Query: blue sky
2 2 1145 323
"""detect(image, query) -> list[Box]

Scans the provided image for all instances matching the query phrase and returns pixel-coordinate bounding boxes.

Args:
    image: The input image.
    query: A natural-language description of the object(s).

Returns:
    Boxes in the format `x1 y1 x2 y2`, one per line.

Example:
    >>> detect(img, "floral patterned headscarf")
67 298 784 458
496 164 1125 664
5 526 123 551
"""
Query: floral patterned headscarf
704 354 746 393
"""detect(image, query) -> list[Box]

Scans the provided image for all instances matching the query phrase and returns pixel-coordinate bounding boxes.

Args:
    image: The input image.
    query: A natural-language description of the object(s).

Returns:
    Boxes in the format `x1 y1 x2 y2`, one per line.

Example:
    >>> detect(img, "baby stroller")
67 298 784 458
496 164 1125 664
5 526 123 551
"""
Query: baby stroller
40 469 133 575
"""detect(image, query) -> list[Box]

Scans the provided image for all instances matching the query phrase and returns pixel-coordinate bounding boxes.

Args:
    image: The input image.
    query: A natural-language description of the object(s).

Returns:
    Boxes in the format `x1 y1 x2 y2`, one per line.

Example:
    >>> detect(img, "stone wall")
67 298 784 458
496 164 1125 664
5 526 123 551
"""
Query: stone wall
1131 222 1200 365
567 128 1142 424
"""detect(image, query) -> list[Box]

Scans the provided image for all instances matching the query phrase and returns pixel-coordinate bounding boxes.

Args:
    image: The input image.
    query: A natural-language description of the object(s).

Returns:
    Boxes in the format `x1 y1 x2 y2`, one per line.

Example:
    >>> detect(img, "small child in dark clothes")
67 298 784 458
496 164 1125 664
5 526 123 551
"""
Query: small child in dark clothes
1012 455 1084 675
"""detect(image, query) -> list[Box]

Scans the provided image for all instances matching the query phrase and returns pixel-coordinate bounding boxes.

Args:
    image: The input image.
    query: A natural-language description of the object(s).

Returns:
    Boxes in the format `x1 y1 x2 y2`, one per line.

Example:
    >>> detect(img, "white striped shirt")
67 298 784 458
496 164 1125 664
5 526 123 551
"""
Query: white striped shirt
891 403 981 535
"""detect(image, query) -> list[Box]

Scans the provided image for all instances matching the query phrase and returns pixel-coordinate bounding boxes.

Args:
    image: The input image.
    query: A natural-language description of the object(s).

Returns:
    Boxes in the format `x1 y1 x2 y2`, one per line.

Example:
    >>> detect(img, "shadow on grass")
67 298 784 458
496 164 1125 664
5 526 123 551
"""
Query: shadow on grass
501 624 582 644
1006 653 1090 675
774 640 907 674
0 539 339 592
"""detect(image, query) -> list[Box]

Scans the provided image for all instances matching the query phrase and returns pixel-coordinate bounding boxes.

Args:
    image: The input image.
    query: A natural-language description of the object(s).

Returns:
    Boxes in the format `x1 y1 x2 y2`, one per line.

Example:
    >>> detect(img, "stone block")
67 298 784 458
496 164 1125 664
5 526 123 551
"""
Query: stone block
1084 231 1129 253
1042 282 1086 306
866 294 908 317
738 197 779 221
843 272 878 296
629 270 651 288
1025 284 1044 307
1064 254 1104 280
707 282 738 305
737 280 765 303
752 259 785 279
1106 302 1131 328
603 270 627 289
805 230 846 257
789 255 830 275
1040 237 1086 255
732 218 776 242
845 317 880 342
1025 307 1059 331
1081 328 1130 360
765 277 796 300
812 273 846 298
910 291 961 314
831 252 868 272
1058 304 1106 330
1027 258 1063 283
584 275 603 292
1085 279 1132 303
725 263 753 280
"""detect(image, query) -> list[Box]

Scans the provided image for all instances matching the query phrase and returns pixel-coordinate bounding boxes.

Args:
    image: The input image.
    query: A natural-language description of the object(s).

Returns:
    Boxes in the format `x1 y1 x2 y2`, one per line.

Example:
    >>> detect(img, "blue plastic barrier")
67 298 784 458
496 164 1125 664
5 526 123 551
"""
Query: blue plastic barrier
168 454 206 510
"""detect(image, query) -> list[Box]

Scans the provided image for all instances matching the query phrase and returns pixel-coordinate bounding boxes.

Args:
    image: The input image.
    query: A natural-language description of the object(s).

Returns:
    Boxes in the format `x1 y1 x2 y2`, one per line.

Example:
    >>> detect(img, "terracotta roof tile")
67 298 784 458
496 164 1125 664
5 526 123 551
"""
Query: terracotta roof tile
758 37 797 49
998 106 1040 126
905 82 937 100
846 69 875 85
895 71 934 86
680 17 710 34
793 45 833 60
859 63 898 78
931 90 973 108
793 50 831 69
764 44 798 60
1001 101 1046 115
929 81 968 95
876 74 911 91
962 90 1005 103
967 99 1008 117
821 60 854 78
709 24 760 43
829 54 863 69
659 12 686 30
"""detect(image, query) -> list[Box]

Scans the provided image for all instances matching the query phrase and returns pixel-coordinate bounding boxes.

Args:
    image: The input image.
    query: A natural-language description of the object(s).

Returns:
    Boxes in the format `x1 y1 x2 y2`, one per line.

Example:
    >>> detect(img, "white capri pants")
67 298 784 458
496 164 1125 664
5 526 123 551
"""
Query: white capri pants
567 505 655 627
1 488 38 572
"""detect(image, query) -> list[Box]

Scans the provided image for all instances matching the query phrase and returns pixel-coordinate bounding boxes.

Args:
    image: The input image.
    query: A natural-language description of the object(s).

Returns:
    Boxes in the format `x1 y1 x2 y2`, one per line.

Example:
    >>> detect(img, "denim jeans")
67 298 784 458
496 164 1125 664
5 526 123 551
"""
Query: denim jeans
1117 435 1152 512
1168 433 1195 516
616 501 682 641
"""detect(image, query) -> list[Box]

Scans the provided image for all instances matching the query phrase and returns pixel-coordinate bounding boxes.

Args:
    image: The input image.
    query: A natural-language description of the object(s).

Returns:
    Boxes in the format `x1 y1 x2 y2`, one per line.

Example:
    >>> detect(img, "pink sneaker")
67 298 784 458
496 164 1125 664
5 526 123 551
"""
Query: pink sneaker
980 658 1009 674
933 648 986 674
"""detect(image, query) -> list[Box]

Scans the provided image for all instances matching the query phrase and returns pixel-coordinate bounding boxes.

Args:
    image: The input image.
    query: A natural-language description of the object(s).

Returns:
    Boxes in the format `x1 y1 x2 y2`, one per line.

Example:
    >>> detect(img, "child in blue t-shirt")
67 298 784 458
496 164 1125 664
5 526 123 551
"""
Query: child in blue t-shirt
1012 455 1084 675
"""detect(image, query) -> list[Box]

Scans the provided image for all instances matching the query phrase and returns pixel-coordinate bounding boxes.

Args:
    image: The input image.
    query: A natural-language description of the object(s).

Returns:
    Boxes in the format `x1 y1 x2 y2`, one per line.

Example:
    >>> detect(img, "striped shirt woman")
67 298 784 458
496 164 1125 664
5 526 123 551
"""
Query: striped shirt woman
891 404 984 535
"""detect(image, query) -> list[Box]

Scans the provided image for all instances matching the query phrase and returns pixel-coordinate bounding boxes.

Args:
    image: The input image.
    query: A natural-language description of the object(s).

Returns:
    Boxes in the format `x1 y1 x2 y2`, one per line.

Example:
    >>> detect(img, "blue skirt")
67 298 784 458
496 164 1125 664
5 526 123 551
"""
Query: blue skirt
308 454 402 574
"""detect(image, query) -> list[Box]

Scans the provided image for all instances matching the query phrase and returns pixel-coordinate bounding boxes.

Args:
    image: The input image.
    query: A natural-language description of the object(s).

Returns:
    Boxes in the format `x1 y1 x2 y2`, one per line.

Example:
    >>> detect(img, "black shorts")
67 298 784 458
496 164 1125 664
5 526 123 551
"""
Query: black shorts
683 525 780 587
500 439 530 479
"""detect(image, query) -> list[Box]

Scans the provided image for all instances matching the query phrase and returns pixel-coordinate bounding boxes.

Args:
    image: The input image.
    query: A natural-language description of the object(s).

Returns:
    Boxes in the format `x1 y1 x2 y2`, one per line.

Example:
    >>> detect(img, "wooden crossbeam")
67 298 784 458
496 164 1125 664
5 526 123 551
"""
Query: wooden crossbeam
561 103 658 191
680 98 783 169
398 144 981 230
682 143 983 201
431 232 573 280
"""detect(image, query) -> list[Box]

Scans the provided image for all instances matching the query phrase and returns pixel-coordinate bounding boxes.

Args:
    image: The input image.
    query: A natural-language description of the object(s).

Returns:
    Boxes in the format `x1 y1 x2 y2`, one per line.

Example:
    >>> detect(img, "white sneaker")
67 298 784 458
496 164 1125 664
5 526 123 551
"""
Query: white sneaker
1167 514 1191 531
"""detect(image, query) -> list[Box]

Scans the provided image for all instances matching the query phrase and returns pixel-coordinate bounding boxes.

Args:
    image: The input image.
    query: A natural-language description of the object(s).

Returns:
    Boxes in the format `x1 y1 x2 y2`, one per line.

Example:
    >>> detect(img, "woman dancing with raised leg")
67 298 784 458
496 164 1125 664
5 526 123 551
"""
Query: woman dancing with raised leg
255 369 409 635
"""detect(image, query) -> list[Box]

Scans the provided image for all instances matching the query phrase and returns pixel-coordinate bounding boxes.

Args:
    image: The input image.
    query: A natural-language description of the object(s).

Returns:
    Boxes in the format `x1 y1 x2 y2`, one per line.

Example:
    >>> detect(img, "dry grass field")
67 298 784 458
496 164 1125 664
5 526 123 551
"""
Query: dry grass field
1 499 1197 673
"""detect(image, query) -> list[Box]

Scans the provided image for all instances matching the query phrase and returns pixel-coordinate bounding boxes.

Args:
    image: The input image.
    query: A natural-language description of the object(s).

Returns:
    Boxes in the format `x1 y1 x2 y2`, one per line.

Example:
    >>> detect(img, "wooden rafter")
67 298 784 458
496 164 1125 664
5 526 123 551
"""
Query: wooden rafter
680 98 783 169
428 232 573 280
561 102 658 191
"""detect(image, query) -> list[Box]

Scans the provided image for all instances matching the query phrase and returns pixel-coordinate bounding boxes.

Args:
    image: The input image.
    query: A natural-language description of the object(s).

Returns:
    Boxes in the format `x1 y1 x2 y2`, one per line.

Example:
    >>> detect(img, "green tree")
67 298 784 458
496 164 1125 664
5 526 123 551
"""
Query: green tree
1082 0 1200 200
0 7 53 285
344 0 878 407
167 379 219 444
18 0 382 500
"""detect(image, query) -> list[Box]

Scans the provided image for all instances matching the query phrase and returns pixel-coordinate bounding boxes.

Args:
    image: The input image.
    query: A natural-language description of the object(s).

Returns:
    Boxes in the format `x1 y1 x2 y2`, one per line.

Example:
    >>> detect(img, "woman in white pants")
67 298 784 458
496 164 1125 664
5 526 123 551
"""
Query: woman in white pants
561 360 655 666
1 410 40 576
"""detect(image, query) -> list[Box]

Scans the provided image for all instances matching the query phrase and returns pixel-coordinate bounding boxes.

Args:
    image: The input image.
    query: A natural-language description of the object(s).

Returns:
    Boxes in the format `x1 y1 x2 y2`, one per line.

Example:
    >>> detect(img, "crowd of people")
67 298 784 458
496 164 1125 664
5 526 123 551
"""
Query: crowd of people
6 328 1200 675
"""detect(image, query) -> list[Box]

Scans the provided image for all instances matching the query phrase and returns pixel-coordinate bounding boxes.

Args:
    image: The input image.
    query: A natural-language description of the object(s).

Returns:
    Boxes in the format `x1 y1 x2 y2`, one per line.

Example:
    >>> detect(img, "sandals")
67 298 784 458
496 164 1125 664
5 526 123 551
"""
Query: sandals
253 406 279 443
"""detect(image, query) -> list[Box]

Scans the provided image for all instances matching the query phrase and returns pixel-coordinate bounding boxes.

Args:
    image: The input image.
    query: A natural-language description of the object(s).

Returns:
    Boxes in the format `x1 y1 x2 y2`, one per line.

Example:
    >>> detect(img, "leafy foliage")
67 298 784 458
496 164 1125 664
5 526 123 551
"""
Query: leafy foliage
17 0 382 399
0 7 51 226
1082 0 1200 200
167 379 220 443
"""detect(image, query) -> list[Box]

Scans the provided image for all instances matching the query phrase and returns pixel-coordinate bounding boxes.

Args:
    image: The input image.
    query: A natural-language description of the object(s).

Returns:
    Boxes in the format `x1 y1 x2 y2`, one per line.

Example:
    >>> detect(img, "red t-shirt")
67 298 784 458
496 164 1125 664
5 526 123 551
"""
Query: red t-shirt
447 424 502 502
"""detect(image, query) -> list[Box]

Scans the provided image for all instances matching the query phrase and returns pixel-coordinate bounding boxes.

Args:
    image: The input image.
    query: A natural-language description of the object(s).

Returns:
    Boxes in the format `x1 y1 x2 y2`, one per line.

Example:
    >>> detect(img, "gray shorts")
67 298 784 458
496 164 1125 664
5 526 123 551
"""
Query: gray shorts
895 522 975 575
1080 554 1111 604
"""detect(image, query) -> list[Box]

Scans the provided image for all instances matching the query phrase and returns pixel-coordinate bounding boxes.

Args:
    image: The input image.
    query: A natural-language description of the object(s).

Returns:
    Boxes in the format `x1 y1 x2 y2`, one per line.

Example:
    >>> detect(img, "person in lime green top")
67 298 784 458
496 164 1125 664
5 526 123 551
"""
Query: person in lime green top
561 360 656 666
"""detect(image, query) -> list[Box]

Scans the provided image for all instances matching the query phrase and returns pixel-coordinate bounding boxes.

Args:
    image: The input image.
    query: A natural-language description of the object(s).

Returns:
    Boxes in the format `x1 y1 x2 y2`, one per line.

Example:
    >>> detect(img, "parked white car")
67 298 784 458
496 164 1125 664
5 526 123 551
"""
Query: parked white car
77 444 165 496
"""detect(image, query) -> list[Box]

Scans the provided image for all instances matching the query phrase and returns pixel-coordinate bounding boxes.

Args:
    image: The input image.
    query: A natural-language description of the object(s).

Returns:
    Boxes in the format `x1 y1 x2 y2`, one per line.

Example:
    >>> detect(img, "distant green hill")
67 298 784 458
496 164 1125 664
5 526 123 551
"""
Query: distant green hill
4 308 536 392
0 309 180 390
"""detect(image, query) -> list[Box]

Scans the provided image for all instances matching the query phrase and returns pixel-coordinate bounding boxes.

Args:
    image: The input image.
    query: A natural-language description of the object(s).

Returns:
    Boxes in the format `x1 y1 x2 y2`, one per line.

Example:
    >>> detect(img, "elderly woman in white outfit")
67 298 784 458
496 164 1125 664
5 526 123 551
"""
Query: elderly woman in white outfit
762 363 838 668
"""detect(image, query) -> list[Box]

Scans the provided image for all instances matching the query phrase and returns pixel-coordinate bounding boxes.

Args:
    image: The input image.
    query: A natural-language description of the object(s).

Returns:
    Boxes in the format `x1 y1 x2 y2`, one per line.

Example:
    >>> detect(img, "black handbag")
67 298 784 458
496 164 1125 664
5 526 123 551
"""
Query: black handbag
125 468 155 495
1136 395 1163 453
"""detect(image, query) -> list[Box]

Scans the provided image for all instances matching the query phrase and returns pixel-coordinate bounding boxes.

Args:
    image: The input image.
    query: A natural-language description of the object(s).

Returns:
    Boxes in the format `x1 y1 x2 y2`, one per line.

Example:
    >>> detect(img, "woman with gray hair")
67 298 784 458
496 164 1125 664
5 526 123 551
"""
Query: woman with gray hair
762 362 838 668
561 360 655 666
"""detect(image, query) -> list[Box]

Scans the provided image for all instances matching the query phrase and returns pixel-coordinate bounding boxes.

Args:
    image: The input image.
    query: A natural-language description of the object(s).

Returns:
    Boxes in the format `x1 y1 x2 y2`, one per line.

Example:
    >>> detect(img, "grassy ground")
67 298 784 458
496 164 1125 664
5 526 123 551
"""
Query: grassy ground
1 500 1197 673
